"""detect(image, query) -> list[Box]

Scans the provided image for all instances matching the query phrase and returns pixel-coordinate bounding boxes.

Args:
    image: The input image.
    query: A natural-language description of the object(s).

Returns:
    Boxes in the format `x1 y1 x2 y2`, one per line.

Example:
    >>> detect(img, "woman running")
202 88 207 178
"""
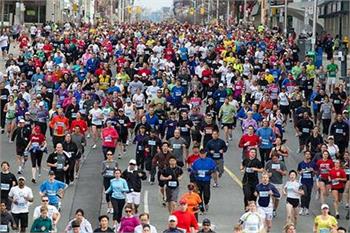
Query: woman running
3 95 17 143
283 170 304 226
25 126 47 183
316 150 334 204
88 101 104 149
328 160 347 219
313 204 338 233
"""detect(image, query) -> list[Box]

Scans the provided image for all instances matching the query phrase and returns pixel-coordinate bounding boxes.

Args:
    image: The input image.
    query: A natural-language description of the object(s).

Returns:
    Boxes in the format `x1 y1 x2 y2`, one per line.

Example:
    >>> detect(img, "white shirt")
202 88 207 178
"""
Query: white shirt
240 211 265 233
284 181 302 199
33 204 59 220
89 108 103 125
133 93 145 108
8 185 33 214
134 224 158 233
0 35 9 47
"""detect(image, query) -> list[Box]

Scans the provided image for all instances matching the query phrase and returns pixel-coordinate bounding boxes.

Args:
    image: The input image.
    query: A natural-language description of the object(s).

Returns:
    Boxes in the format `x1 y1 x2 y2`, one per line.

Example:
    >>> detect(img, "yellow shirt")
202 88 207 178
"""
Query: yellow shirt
224 56 236 65
306 64 316 79
265 74 275 84
314 215 337 233
233 63 243 74
223 39 233 48
146 39 155 47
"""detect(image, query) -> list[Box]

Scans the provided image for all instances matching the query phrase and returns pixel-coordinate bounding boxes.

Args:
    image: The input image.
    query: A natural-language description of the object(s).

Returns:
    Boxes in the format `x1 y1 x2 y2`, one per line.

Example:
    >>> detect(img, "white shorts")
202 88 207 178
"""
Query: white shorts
327 77 336 85
258 206 273 221
126 191 141 205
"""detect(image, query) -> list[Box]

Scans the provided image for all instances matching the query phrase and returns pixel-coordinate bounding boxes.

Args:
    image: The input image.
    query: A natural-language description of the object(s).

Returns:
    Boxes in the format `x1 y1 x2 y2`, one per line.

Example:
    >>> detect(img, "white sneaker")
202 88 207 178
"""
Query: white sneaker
107 208 110 214
304 208 309 215
126 140 129 145
110 208 114 214
87 134 90 138
299 208 304 215
92 144 97 149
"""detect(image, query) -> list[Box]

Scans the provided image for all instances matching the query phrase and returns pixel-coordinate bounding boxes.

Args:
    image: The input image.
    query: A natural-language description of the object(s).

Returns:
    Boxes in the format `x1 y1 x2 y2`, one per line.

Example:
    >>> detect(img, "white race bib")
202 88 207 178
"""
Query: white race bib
259 191 269 197
168 181 177 187
0 183 10 190
271 164 280 170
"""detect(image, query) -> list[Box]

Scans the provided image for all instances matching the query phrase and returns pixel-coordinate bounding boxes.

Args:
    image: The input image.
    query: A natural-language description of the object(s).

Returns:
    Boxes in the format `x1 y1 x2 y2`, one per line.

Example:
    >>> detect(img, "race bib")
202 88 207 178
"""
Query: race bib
245 167 254 173
205 128 212 134
168 181 177 188
212 153 221 158
261 139 269 145
71 113 77 118
259 191 269 197
0 183 10 190
198 170 206 178
138 145 144 151
320 228 330 233
173 144 181 149
181 127 188 132
104 136 112 142
148 140 156 146
331 180 339 186
271 164 280 170
158 119 163 124
302 128 310 133
303 173 312 179
59 95 65 100
0 225 8 232
119 120 124 124
335 129 343 134
32 142 40 147
219 97 225 102
321 169 328 174
345 169 350 175
106 170 114 177
57 163 63 169
334 100 340 104
0 95 7 100
175 91 181 96
47 88 53 93
247 225 258 232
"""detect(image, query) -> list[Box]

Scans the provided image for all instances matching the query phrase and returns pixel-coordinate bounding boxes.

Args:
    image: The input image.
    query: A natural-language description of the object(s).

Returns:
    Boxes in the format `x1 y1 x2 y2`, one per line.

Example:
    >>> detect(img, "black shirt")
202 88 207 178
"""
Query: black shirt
162 166 183 189
0 172 17 199
242 158 263 184
93 227 114 233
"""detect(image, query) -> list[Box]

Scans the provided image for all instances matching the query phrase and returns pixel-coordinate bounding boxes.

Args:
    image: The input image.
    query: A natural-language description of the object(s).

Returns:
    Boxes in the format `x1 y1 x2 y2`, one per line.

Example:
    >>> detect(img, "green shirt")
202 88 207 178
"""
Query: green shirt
219 104 236 124
30 217 52 233
327 63 338 78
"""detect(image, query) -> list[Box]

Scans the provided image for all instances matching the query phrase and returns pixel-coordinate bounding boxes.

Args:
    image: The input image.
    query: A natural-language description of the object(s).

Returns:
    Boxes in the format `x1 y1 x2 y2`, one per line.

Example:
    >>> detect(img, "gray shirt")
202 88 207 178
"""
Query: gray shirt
320 102 332 119
168 137 187 163
101 160 119 177
265 160 287 184
71 133 86 153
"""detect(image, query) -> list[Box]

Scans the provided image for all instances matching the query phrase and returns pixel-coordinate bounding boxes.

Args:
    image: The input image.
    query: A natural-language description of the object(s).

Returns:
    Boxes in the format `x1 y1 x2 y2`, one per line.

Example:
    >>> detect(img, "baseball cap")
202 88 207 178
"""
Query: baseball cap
126 98 131 103
179 199 187 205
18 176 26 181
321 204 329 209
219 83 224 87
19 119 25 123
168 215 177 222
327 136 334 140
39 102 44 107
49 170 55 175
129 159 136 165
202 218 211 225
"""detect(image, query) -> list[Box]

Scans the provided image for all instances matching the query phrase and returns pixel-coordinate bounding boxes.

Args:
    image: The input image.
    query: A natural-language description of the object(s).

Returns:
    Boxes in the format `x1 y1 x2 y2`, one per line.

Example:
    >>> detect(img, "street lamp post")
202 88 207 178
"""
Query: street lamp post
243 0 247 23
226 0 230 26
311 0 318 51
284 0 288 36
216 0 219 21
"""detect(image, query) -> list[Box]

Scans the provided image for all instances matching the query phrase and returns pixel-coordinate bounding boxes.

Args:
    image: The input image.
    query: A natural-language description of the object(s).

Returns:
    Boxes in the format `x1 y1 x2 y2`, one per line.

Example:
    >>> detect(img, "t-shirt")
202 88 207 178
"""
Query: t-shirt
240 211 265 233
8 186 33 214
314 215 337 233
265 161 287 184
242 158 263 184
327 63 338 78
162 166 183 189
328 168 346 189
33 205 59 220
89 108 103 125
0 172 17 199
284 181 302 199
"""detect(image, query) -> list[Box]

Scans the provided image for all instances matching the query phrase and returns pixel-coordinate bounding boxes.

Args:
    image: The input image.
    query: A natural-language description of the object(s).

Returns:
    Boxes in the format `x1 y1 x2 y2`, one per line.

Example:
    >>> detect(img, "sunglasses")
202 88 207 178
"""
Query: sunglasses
42 200 49 202
107 153 113 156
125 210 132 213
203 224 210 227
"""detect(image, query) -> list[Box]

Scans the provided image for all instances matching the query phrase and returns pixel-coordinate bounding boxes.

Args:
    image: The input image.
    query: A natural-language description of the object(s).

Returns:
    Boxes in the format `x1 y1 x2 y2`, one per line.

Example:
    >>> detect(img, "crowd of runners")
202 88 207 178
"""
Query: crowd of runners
0 19 349 233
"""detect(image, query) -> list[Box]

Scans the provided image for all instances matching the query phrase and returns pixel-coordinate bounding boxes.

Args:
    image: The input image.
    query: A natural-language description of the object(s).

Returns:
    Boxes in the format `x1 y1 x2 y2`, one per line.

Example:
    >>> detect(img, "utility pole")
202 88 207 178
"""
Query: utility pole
226 0 230 26
216 0 219 21
110 0 113 23
284 0 288 36
1 0 5 30
311 0 318 51
243 0 247 23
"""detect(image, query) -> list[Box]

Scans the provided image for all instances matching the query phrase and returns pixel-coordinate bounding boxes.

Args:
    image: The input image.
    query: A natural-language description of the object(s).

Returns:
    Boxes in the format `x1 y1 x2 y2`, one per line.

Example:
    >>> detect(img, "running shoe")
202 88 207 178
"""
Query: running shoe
92 144 97 149
299 208 304 216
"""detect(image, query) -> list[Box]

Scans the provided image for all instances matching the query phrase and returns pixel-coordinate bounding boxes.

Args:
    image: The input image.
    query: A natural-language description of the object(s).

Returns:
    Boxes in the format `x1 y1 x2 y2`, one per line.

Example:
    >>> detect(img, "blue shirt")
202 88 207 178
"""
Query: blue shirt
256 127 275 149
105 178 129 199
297 161 316 186
191 158 216 182
255 183 280 207
146 114 159 129
39 179 66 204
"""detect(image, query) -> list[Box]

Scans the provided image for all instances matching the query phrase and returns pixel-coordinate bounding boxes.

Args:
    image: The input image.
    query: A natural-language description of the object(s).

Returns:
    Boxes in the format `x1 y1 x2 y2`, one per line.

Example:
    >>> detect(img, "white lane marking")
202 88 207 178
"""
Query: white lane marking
144 190 149 213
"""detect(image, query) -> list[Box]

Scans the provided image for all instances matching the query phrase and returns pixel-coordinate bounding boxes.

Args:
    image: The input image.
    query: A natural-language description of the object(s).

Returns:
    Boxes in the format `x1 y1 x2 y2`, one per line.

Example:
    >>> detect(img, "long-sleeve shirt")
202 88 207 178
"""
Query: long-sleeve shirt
255 183 280 208
105 178 129 199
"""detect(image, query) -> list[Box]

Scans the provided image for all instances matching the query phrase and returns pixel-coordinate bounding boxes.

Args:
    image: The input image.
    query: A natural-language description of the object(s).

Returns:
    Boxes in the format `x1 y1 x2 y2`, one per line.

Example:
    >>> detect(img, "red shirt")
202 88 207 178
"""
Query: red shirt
239 134 260 157
101 127 119 148
30 134 45 144
186 154 200 166
71 119 88 134
328 168 346 189
316 159 334 180
172 210 198 233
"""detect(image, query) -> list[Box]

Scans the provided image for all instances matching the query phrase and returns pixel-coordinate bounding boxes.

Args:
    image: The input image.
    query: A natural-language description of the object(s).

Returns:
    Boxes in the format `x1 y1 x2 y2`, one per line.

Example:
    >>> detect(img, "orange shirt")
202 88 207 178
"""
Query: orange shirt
180 192 202 214
49 115 69 136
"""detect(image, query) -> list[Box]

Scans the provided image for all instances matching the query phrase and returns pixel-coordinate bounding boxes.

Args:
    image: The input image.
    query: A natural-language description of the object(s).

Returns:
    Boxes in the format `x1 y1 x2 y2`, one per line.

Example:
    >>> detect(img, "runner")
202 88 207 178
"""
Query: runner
239 201 265 233
328 160 347 219
313 204 338 233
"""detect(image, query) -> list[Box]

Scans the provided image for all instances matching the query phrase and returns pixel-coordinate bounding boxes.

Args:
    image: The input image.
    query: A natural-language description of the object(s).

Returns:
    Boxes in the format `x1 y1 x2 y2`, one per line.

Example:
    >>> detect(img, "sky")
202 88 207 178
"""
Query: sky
134 0 173 12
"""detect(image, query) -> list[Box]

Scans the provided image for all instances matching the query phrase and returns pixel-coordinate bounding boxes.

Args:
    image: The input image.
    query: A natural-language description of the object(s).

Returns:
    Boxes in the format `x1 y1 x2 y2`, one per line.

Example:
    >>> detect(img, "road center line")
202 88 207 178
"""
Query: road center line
144 190 149 213
224 166 243 188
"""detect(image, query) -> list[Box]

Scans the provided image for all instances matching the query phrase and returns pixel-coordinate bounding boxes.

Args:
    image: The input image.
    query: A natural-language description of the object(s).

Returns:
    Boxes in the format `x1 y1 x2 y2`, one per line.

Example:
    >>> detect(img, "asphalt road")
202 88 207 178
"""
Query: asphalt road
1 44 349 233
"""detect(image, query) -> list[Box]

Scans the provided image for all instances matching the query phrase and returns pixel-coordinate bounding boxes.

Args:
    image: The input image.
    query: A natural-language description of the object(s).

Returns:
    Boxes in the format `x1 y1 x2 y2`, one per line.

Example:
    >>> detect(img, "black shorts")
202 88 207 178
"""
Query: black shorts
286 197 300 208
157 170 166 187
1 46 8 52
16 147 25 156
92 123 102 129
12 212 29 228
280 105 290 114
222 123 233 129
319 178 330 185
332 188 344 193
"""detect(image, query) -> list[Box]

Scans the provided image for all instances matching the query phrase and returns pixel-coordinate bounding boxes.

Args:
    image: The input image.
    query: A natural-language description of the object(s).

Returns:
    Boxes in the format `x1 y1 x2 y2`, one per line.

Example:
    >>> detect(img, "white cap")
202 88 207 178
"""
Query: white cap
321 204 329 209
219 83 224 87
18 176 26 181
129 159 136 165
19 119 25 123
39 102 44 106
168 215 177 222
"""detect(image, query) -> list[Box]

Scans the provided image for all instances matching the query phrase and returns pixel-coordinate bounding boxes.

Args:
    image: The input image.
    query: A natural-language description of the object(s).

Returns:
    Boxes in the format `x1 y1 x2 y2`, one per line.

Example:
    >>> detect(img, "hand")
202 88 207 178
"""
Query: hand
210 150 214 154
268 190 273 196
244 142 250 146
219 149 224 154
63 166 68 171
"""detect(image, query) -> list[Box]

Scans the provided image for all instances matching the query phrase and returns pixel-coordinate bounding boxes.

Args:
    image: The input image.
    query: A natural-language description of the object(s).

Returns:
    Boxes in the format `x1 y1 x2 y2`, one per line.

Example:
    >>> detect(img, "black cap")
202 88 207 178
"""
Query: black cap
202 218 211 225
48 170 55 175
